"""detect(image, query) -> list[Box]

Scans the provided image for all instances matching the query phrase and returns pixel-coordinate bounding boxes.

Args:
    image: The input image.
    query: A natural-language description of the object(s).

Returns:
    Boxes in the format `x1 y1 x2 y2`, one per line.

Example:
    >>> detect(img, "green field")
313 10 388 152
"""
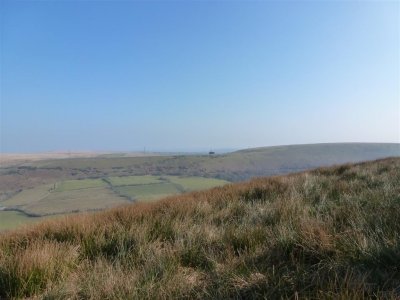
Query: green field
112 176 229 201
107 175 163 186
114 183 180 201
0 175 230 230
1 176 229 216
54 179 106 192
1 184 53 208
2 184 129 216
23 187 130 215
164 176 229 192
0 211 41 231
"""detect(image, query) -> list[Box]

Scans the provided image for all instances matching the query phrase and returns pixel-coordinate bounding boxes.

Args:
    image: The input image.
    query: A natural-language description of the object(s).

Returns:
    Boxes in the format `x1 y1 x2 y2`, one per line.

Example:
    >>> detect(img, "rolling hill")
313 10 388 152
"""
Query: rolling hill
0 157 399 298
0 143 398 227
203 143 400 180
2 143 399 189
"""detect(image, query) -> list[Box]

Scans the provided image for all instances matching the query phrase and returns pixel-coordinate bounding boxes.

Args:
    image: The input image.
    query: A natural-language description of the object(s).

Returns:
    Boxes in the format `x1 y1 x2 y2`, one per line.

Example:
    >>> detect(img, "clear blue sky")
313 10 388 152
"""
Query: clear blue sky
1 1 399 152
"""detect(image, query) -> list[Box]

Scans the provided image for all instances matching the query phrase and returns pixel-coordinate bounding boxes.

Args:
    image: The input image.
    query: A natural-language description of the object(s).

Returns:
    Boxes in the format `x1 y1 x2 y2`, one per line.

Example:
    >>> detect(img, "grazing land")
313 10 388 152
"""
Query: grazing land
0 158 399 298
0 211 38 231
114 183 180 202
164 176 232 192
109 176 229 202
0 212 56 231
22 187 128 216
1 184 54 208
0 176 229 230
106 175 163 186
54 179 107 192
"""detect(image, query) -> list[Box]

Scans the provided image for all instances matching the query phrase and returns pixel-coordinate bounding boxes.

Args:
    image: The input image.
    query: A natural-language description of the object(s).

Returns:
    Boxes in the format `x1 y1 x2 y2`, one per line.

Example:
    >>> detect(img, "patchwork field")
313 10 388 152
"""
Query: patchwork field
111 176 229 201
23 187 129 215
0 175 229 230
1 184 54 207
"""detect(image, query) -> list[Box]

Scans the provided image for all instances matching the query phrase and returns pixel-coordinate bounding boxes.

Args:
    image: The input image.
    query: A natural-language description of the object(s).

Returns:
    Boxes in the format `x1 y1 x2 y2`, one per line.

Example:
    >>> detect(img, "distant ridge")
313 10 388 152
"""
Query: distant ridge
1 143 399 186
202 142 400 180
236 142 400 154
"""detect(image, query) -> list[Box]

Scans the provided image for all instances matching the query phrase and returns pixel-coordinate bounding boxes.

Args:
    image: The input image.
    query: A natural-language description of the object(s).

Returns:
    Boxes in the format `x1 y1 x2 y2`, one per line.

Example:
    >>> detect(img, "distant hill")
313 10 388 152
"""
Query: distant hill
1 158 399 298
203 143 400 180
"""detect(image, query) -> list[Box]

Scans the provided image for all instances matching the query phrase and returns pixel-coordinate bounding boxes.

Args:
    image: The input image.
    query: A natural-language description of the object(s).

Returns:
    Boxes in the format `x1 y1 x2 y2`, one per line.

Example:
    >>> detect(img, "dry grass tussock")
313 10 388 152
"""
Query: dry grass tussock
1 157 400 299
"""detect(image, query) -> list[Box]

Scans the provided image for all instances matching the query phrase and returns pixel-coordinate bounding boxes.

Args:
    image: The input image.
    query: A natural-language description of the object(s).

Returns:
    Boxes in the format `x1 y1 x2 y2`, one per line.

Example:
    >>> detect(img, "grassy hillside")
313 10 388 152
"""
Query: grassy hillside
0 158 399 298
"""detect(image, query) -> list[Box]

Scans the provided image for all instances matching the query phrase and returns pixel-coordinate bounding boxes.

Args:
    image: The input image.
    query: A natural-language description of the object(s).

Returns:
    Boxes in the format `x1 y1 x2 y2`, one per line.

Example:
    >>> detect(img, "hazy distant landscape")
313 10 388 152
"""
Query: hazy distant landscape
0 143 398 230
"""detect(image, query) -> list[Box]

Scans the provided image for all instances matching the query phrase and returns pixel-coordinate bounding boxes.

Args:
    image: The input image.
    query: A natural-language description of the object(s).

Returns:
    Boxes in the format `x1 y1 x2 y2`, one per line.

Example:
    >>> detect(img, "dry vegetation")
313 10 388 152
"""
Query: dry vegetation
0 158 399 299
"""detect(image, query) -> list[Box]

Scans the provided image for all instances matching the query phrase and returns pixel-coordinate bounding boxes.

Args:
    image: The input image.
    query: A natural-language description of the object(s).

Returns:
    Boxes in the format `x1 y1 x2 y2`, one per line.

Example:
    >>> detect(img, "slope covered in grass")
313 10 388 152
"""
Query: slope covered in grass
0 158 399 298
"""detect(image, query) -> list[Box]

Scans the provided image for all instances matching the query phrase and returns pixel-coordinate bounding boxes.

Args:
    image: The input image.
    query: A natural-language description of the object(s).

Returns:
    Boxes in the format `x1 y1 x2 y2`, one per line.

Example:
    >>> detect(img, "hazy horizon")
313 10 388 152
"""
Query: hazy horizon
1 1 399 153
2 142 400 155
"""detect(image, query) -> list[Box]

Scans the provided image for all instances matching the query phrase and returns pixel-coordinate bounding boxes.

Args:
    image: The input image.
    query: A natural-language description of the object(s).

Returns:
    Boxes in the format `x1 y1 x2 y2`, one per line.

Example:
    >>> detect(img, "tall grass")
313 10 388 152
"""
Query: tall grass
0 158 399 299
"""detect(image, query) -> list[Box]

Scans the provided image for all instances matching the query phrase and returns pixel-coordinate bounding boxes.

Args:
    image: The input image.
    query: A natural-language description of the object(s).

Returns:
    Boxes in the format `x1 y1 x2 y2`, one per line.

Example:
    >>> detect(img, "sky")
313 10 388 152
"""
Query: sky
1 1 399 153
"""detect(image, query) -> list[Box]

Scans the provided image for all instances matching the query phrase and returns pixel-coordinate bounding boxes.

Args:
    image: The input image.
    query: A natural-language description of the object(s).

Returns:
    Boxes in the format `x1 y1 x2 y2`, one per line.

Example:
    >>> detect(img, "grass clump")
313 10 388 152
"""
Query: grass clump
0 157 400 299
0 241 78 298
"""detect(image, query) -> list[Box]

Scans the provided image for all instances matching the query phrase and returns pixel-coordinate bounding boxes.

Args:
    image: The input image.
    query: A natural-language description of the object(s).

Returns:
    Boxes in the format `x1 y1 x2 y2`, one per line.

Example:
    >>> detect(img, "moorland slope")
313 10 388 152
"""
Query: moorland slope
0 157 399 298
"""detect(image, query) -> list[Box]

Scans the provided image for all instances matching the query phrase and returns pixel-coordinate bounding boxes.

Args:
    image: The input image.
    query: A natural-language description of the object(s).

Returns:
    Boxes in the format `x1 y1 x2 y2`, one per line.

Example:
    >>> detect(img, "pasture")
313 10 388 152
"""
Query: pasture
0 175 229 230
114 183 180 201
107 175 163 186
164 176 230 191
0 211 41 231
1 184 53 208
23 187 129 215
54 179 106 192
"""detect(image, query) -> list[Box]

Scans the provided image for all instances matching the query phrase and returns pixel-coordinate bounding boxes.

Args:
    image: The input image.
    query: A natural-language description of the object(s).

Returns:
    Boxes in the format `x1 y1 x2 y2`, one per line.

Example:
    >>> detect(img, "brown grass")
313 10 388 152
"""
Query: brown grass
0 157 399 299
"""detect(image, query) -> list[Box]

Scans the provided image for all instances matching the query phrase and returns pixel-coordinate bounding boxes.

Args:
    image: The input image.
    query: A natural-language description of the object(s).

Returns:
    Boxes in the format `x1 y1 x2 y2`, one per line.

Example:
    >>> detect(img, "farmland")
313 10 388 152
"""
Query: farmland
0 175 229 230
0 211 57 231
54 179 107 192
106 175 163 186
0 211 38 231
0 143 398 230
108 175 229 201
114 184 180 201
